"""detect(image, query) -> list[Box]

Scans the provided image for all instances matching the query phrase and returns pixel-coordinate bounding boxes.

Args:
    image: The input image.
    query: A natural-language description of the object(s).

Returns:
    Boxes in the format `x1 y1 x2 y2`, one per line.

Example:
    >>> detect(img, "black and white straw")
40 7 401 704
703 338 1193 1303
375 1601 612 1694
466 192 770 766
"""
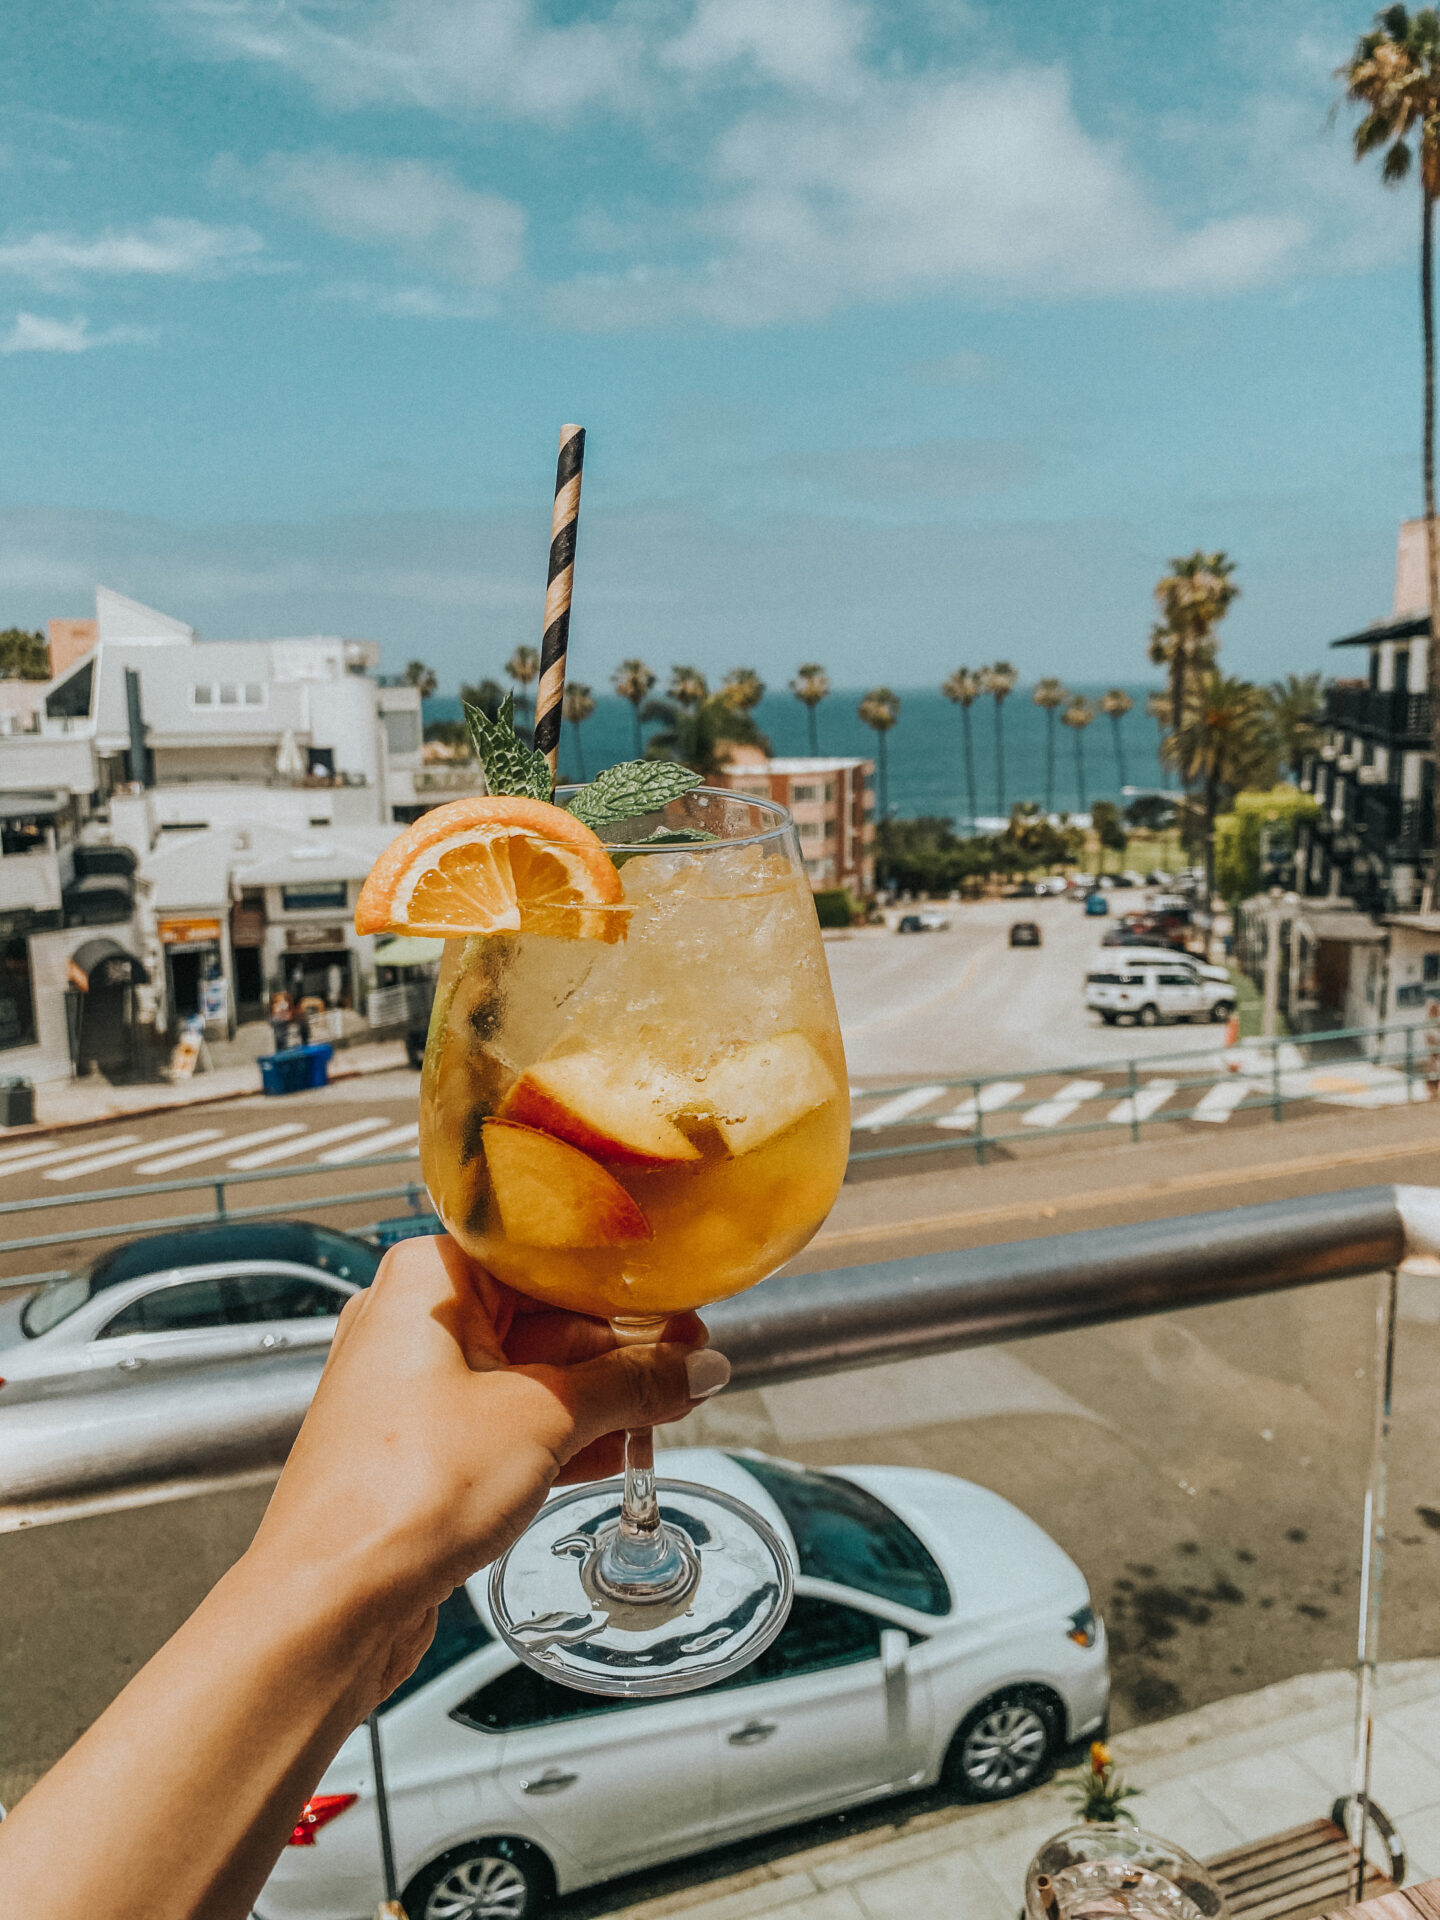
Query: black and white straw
533 423 586 775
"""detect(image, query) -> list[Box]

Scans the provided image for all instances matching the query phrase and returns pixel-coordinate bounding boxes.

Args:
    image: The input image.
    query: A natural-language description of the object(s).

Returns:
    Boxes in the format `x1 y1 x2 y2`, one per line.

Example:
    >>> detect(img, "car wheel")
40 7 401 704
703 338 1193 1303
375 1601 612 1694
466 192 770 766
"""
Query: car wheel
1100 1012 1117 1026
404 1838 550 1920
1210 1000 1235 1024
946 1687 1059 1802
1138 1004 1159 1028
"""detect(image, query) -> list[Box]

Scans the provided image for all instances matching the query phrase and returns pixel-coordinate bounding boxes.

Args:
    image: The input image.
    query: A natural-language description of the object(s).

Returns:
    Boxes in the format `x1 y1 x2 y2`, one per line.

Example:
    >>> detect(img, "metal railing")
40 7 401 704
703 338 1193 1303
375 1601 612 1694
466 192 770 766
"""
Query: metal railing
848 1016 1440 1167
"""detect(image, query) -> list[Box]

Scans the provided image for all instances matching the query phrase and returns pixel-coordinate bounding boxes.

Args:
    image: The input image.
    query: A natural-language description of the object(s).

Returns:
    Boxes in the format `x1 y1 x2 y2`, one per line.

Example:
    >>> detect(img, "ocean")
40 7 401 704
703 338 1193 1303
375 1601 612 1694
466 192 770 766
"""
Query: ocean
422 680 1167 829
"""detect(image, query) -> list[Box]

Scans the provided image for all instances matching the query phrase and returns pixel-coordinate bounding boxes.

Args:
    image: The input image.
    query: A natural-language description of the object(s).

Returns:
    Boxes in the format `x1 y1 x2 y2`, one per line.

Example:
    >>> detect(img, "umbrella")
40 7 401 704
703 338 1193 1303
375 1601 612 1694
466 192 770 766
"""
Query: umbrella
372 935 444 968
276 729 305 778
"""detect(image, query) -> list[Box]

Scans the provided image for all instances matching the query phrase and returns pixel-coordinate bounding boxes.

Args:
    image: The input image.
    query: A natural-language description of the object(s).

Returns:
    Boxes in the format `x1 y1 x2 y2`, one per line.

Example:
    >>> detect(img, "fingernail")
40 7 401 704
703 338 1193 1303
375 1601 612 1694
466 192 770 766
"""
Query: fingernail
685 1349 731 1400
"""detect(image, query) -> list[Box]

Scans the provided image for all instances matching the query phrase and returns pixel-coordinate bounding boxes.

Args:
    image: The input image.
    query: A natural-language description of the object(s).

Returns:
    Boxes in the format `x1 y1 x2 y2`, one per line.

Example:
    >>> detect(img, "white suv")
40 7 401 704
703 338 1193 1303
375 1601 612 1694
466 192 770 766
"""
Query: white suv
1086 959 1235 1027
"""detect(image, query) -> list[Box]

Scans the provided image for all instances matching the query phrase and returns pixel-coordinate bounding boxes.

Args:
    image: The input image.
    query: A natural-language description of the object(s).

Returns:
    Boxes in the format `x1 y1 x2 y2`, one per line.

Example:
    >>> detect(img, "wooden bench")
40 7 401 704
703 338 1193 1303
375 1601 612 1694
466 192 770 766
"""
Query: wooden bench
1206 1800 1407 1920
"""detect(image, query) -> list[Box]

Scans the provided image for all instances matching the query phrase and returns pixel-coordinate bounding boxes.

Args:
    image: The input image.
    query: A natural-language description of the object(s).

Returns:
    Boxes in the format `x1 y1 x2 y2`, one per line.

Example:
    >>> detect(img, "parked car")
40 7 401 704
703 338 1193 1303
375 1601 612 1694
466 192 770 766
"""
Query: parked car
1009 921 1042 948
256 1450 1108 1920
1089 946 1229 986
1101 926 1192 954
1032 876 1068 896
1085 962 1235 1027
897 912 950 933
0 1221 380 1404
1083 892 1109 917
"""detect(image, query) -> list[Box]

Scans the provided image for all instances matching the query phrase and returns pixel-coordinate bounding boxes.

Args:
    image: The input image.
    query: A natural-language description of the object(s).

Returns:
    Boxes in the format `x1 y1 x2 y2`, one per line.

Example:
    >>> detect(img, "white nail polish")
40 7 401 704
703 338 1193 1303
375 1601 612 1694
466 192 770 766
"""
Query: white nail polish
686 1349 731 1400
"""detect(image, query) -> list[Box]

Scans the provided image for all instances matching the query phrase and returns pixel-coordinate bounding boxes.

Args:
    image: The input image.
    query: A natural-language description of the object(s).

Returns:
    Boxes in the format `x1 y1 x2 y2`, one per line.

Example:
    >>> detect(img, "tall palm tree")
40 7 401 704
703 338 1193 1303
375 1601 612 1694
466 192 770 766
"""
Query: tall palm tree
790 663 831 755
858 687 900 828
1146 690 1172 787
1100 687 1134 794
459 677 504 723
1152 553 1239 749
562 681 595 781
645 689 768 779
1031 676 1068 812
612 658 656 757
720 667 765 718
1170 672 1274 929
403 660 437 699
980 662 1018 819
941 668 982 832
1061 696 1095 813
668 665 708 711
1265 671 1325 778
1340 7 1440 851
506 645 540 729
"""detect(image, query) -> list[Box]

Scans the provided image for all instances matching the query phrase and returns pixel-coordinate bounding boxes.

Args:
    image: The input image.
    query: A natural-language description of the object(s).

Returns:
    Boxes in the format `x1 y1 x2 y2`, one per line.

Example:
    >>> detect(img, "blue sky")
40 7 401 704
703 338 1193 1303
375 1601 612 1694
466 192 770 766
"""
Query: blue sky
0 0 1426 692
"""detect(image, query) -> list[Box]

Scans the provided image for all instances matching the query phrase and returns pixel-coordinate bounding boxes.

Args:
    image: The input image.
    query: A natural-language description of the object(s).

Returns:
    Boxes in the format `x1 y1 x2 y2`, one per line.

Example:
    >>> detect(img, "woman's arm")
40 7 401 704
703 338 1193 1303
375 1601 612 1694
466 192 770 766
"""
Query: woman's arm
0 1235 723 1920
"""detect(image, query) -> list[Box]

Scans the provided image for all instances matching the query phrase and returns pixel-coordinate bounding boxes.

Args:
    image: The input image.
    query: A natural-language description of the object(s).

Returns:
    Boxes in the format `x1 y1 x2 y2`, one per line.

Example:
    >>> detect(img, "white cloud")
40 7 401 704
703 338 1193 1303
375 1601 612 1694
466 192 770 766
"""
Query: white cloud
764 438 1042 500
0 217 264 289
659 0 868 96
239 152 524 288
0 312 154 353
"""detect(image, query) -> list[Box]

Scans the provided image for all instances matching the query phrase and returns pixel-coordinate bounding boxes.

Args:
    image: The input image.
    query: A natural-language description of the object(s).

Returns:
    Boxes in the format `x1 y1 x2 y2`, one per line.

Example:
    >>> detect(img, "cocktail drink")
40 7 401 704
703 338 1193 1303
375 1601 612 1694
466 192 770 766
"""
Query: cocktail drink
401 786 848 1693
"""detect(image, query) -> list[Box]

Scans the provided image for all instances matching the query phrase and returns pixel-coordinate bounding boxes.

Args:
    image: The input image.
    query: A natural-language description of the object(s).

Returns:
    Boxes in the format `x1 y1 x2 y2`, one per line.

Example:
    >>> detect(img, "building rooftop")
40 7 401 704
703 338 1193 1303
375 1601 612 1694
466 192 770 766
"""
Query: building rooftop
140 823 397 909
761 756 870 774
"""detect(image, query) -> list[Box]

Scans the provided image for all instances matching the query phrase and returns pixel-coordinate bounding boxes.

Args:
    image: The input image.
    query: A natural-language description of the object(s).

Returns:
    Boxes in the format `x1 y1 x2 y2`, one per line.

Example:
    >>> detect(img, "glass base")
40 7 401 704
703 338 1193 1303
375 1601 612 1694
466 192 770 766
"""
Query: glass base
488 1476 794 1697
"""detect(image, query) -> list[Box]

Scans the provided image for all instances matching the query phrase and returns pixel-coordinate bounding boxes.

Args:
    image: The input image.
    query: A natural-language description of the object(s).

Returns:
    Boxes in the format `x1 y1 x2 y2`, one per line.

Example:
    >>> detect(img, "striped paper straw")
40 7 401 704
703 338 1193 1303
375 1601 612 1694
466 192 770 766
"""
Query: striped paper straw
533 423 586 774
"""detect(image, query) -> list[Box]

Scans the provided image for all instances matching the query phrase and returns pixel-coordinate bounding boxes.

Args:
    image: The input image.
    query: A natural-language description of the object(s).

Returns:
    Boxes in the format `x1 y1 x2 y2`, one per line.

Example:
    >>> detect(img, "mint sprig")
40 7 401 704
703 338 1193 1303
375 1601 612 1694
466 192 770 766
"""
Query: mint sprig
464 691 553 803
565 761 702 832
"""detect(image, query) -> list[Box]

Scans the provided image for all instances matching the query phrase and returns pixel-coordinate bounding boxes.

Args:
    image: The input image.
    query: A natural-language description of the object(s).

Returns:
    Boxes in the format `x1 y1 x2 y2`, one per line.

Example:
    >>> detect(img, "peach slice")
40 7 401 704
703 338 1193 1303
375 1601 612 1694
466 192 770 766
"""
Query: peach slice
706 1031 835 1155
483 1120 652 1248
499 1054 701 1168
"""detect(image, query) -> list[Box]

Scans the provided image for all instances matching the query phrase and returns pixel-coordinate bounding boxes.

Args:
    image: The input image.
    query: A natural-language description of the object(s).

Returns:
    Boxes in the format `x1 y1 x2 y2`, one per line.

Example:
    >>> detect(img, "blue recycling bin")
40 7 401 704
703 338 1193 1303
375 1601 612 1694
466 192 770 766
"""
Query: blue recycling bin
260 1042 333 1096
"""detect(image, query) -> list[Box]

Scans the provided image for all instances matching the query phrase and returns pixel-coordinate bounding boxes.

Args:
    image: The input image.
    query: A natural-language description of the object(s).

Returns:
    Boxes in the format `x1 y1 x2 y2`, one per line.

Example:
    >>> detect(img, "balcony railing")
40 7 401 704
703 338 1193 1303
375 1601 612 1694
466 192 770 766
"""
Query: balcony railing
1324 686 1434 742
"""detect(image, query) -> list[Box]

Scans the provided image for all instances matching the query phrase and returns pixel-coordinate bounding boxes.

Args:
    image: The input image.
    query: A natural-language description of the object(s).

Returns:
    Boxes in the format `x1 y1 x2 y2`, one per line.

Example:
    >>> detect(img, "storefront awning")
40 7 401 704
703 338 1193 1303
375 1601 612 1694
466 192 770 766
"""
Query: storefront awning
68 938 150 992
373 935 445 968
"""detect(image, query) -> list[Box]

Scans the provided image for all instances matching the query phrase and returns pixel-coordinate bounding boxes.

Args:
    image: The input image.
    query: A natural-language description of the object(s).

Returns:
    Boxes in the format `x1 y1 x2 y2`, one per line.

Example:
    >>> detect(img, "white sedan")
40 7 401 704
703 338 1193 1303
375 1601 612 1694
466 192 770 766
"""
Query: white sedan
256 1450 1108 1920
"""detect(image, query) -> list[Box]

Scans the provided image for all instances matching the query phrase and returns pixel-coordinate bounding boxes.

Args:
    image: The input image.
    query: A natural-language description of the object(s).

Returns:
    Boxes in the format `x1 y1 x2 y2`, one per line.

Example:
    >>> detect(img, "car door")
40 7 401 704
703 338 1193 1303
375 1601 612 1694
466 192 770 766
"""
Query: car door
712 1595 919 1833
455 1660 721 1880
85 1274 246 1382
225 1266 352 1358
1156 969 1202 1019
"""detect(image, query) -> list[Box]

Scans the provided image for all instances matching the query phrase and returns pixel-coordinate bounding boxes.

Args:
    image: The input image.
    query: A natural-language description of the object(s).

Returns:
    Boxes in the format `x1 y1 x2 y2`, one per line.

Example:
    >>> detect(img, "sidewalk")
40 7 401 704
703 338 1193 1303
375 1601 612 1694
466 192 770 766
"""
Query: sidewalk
596 1662 1440 1920
4 1038 411 1137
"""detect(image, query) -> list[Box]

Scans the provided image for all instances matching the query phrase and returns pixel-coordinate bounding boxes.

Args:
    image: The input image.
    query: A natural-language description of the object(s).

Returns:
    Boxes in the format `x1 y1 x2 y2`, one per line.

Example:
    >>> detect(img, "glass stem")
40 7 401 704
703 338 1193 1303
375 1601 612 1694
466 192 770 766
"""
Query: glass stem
606 1317 674 1580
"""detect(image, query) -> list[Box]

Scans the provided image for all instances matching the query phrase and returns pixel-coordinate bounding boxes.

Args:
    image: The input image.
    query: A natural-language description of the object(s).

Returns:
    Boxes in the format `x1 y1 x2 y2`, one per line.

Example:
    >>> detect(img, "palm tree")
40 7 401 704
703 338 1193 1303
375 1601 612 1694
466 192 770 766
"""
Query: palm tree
506 645 540 729
941 668 982 832
1152 553 1239 749
1146 690 1172 787
1340 7 1440 851
1031 677 1068 813
1061 696 1095 813
668 665 708 711
1265 671 1325 778
791 663 831 755
612 658 656 757
720 667 765 718
1170 672 1272 930
980 662 1018 819
645 689 768 779
459 677 504 723
858 687 900 827
1100 687 1134 794
403 660 437 699
562 681 595 781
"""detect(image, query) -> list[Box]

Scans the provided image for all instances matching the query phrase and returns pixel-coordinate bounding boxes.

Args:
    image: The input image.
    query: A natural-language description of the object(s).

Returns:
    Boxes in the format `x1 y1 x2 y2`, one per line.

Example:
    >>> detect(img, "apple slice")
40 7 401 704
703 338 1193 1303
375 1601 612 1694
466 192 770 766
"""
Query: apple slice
483 1120 652 1248
500 1053 701 1168
706 1031 835 1155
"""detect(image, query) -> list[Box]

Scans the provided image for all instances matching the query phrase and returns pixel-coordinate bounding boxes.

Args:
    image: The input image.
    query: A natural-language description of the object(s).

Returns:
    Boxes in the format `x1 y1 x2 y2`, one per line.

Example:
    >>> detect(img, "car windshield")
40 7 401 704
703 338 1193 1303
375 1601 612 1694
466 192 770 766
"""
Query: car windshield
731 1455 950 1615
20 1222 381 1338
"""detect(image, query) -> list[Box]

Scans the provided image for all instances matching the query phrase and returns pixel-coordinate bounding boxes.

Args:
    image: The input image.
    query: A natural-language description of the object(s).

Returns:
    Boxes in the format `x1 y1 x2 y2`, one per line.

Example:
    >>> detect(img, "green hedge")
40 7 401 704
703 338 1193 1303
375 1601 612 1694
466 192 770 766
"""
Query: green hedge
813 889 857 928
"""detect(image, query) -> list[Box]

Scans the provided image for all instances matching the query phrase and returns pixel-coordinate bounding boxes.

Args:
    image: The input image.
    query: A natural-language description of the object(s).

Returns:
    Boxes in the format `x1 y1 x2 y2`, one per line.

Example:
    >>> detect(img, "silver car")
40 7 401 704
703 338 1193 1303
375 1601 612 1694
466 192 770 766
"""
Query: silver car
0 1222 379 1403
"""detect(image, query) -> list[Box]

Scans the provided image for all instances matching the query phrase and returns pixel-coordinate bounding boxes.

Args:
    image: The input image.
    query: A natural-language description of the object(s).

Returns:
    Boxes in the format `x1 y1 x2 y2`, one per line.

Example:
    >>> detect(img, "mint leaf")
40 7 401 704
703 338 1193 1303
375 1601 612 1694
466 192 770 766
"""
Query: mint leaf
635 826 717 844
566 761 702 832
464 691 553 802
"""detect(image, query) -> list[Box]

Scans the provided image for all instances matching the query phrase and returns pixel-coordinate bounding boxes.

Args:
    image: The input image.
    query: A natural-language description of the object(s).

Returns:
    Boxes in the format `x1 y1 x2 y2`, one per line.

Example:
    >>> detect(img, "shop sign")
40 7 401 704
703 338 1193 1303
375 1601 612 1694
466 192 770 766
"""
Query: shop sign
285 923 348 951
201 976 229 1024
230 905 266 947
159 918 222 948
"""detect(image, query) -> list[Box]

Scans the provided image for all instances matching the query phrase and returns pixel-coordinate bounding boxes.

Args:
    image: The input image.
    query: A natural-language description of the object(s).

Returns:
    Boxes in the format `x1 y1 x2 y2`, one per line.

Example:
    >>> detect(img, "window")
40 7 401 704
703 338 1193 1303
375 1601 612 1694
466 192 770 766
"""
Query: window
824 818 836 838
731 1456 950 1615
824 783 835 802
792 784 817 802
228 1272 348 1323
1158 972 1195 987
281 882 348 913
1424 953 1440 985
0 934 38 1052
381 1587 492 1715
739 1596 882 1687
244 683 264 707
799 820 822 840
99 1278 229 1338
383 709 422 756
219 684 239 706
192 684 214 707
192 682 266 709
456 1657 645 1734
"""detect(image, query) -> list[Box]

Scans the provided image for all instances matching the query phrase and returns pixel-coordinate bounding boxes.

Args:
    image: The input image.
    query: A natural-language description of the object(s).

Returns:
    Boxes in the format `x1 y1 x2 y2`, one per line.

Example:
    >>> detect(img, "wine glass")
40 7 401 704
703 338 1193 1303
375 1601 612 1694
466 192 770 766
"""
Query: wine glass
420 788 849 1695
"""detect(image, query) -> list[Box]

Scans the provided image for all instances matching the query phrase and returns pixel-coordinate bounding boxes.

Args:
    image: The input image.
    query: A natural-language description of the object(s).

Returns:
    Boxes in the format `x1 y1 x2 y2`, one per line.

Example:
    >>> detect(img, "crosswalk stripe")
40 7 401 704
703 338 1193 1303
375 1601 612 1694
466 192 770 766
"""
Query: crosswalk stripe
854 1086 946 1130
1022 1080 1107 1128
934 1081 1025 1131
229 1118 388 1170
0 1134 142 1179
1192 1079 1259 1124
44 1130 223 1181
1107 1080 1179 1126
318 1122 420 1165
137 1125 308 1175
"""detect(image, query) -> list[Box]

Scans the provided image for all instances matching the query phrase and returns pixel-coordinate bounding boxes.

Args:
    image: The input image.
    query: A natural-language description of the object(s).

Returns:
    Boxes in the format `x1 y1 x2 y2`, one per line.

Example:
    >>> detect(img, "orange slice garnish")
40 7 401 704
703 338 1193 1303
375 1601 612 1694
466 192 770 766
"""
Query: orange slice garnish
354 796 628 941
